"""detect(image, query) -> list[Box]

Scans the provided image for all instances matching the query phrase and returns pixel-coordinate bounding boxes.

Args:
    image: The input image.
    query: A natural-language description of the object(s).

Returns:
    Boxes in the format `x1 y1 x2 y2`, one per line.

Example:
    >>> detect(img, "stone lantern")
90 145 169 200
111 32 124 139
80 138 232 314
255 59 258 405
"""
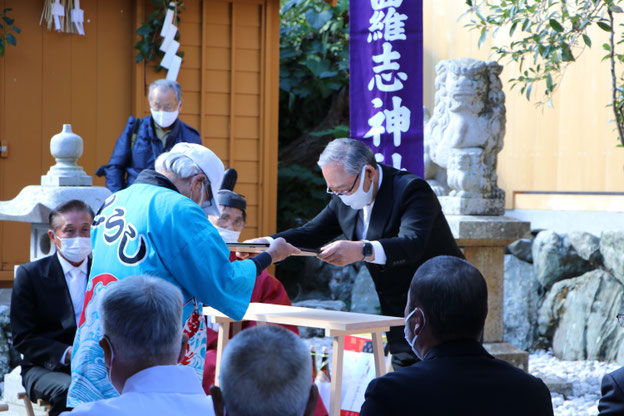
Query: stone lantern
0 124 111 261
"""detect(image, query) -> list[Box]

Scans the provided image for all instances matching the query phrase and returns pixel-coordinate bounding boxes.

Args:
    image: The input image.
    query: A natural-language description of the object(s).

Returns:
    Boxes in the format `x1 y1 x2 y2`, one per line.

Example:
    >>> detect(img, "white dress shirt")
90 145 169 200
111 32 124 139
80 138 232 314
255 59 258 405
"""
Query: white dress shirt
57 253 88 365
64 365 215 416
56 252 88 325
355 165 387 265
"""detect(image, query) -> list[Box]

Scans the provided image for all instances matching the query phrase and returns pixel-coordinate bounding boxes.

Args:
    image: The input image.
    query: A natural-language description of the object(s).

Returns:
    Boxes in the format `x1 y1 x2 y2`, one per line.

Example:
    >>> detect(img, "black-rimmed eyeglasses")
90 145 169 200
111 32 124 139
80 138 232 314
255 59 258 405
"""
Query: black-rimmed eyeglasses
326 173 360 196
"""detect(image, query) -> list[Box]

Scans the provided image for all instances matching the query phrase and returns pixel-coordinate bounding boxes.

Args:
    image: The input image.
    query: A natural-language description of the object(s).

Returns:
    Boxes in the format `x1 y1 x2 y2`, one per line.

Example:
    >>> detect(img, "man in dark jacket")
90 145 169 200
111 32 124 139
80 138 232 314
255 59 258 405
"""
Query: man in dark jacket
11 200 94 416
97 79 201 192
359 255 554 416
242 138 464 369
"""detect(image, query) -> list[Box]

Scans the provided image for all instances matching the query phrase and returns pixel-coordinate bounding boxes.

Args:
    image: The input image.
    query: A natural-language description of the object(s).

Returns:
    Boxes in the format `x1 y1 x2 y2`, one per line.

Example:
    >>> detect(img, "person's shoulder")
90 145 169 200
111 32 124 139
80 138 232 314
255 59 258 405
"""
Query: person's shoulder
16 254 57 276
178 120 201 139
368 363 425 393
605 366 624 387
66 398 118 416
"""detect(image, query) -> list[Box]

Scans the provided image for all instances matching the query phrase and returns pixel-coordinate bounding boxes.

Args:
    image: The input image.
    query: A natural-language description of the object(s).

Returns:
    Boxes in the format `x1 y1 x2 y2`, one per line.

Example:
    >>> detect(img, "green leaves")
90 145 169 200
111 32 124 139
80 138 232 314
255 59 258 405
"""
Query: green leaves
279 0 349 138
0 8 19 57
463 0 624 146
305 9 332 30
549 19 564 32
135 1 185 66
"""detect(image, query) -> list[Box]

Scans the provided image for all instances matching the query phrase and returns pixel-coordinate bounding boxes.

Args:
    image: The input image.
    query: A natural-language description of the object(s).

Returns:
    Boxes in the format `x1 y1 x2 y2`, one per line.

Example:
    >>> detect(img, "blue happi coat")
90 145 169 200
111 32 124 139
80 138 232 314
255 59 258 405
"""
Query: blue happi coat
67 170 256 407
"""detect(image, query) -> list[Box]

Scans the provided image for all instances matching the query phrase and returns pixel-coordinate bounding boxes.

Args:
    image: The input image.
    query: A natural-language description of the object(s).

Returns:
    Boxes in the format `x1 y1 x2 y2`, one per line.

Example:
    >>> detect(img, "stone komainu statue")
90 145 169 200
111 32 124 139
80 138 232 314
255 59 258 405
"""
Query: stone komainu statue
424 58 505 215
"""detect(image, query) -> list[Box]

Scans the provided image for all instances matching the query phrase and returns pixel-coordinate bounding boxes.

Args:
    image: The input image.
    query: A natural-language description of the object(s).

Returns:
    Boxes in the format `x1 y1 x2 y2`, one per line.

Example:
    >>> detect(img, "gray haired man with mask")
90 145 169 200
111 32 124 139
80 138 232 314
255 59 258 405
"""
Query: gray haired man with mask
65 275 214 415
97 79 202 192
359 256 554 416
243 138 463 369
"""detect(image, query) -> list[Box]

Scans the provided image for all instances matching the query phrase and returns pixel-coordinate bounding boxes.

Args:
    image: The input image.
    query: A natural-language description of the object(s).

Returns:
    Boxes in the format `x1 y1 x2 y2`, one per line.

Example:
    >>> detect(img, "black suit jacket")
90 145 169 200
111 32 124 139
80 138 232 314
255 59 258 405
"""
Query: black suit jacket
599 367 624 415
360 340 554 416
10 254 90 375
274 164 463 353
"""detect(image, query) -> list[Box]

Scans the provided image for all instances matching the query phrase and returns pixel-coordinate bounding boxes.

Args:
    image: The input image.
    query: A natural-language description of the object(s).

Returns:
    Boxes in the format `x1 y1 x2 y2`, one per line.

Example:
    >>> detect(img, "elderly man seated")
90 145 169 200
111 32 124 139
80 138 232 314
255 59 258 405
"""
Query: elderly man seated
208 325 318 416
65 275 212 415
359 255 554 416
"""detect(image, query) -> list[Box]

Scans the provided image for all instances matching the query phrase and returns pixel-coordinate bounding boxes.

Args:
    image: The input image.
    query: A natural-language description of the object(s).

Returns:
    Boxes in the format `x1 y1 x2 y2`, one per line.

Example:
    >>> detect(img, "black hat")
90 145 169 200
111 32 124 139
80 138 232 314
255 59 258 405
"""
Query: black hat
218 169 247 212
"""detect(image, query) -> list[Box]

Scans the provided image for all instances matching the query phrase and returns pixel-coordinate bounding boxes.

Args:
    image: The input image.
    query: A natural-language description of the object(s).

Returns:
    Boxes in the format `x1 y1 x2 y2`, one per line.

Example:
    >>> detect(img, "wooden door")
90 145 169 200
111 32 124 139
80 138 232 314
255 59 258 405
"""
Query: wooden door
0 0 135 283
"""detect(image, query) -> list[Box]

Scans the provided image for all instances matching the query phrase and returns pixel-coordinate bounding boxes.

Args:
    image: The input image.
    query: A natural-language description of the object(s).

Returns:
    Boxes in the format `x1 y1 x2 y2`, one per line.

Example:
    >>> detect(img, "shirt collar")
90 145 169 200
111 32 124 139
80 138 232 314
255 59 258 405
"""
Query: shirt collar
56 252 88 277
122 365 206 395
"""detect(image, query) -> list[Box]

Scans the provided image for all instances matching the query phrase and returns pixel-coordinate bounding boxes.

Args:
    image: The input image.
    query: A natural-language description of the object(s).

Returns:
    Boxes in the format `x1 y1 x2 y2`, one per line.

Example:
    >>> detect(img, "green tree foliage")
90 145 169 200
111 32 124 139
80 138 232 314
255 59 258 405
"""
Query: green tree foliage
135 0 184 66
279 0 349 148
463 0 624 146
0 8 20 57
277 0 349 232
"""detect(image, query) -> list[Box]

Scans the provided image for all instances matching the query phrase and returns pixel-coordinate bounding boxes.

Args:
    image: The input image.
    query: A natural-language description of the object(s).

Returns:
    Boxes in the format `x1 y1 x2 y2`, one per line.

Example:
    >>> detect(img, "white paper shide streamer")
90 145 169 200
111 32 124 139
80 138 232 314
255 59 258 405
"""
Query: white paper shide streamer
71 0 85 35
159 2 182 82
51 0 65 31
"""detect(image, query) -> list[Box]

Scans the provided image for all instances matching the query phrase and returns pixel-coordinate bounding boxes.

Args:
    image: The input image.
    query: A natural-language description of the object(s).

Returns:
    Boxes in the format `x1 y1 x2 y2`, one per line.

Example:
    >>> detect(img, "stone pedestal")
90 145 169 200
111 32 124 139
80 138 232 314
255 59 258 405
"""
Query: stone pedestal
439 196 505 216
447 215 530 342
447 215 530 369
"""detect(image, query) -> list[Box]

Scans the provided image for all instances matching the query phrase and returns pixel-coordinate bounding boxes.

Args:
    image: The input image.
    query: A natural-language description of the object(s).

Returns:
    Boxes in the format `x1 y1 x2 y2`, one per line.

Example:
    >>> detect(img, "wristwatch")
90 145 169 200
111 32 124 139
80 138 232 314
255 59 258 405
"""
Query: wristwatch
362 241 373 261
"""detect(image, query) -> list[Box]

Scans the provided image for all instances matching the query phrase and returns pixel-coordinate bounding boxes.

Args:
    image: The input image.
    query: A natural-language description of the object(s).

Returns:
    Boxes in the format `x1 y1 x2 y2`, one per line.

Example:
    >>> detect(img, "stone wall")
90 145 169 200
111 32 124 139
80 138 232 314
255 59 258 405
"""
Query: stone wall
504 230 624 362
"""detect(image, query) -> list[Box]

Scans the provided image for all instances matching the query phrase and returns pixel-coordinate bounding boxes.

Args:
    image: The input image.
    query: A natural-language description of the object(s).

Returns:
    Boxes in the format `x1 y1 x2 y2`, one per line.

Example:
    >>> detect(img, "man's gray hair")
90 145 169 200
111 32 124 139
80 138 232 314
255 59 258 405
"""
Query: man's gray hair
155 152 201 180
317 138 377 176
219 325 311 416
99 275 184 366
149 79 182 103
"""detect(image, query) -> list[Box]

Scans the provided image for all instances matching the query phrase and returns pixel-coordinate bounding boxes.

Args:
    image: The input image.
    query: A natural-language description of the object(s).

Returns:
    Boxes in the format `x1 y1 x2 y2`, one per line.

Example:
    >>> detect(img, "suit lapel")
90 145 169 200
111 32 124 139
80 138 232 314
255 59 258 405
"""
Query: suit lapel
366 165 395 241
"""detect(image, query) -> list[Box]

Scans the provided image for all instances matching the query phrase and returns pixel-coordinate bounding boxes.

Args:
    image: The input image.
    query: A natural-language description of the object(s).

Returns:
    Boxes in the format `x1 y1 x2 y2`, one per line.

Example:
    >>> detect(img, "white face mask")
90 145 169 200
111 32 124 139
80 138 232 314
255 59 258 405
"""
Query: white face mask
56 236 91 263
339 165 374 210
404 307 425 360
151 107 179 128
214 225 241 244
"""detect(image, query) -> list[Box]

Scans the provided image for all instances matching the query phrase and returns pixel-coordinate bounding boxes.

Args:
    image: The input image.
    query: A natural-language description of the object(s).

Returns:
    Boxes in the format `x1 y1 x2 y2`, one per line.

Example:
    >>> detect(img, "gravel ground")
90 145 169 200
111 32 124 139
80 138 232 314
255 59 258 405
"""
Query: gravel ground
530 350 621 416
303 337 623 415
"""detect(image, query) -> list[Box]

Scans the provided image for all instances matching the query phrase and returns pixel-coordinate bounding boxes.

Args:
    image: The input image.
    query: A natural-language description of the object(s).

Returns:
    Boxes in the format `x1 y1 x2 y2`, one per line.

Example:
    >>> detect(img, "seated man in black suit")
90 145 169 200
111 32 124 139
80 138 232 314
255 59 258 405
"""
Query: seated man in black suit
598 313 624 415
359 255 554 416
10 200 94 416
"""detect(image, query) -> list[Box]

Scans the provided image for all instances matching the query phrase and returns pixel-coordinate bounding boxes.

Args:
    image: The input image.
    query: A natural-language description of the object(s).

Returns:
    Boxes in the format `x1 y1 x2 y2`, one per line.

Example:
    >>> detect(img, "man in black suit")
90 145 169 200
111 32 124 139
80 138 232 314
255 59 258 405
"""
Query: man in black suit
599 367 624 415
11 200 94 416
243 138 463 368
359 255 554 416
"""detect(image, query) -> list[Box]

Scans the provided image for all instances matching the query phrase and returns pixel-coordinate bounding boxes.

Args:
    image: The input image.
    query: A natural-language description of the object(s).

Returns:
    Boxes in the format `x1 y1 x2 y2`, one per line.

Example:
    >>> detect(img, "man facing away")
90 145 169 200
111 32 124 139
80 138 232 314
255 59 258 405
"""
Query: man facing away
208 325 319 416
97 78 201 192
67 143 298 407
11 200 94 416
65 275 213 415
359 255 554 416
243 138 464 369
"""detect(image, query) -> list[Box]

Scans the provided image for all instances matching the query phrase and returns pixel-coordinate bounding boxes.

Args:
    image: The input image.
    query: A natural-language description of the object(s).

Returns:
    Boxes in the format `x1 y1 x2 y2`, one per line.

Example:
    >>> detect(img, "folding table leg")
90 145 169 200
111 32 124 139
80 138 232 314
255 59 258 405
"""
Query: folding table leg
371 330 386 377
214 322 231 387
329 334 344 416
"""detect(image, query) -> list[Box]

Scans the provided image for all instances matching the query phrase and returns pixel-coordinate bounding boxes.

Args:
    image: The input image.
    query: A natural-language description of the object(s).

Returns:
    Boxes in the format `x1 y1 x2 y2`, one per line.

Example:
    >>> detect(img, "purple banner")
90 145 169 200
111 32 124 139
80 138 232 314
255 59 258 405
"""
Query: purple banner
349 0 423 176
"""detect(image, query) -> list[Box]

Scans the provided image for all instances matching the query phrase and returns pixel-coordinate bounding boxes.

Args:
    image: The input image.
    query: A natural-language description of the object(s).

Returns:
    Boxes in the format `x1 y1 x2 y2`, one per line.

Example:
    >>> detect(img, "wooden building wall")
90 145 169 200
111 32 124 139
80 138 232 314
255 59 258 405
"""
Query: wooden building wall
423 1 624 211
0 0 280 283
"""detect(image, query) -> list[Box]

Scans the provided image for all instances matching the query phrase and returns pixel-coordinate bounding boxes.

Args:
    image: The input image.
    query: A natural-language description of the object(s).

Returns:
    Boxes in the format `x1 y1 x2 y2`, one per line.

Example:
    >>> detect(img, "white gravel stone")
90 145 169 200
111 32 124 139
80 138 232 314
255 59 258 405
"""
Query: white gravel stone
530 350 621 416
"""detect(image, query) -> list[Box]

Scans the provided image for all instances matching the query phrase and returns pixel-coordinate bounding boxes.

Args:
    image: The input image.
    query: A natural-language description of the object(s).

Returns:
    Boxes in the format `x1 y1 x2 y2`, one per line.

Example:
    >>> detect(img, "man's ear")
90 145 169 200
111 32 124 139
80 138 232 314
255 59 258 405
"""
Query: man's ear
48 230 58 247
304 384 319 416
177 334 189 364
412 308 425 337
99 338 112 368
210 385 225 416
